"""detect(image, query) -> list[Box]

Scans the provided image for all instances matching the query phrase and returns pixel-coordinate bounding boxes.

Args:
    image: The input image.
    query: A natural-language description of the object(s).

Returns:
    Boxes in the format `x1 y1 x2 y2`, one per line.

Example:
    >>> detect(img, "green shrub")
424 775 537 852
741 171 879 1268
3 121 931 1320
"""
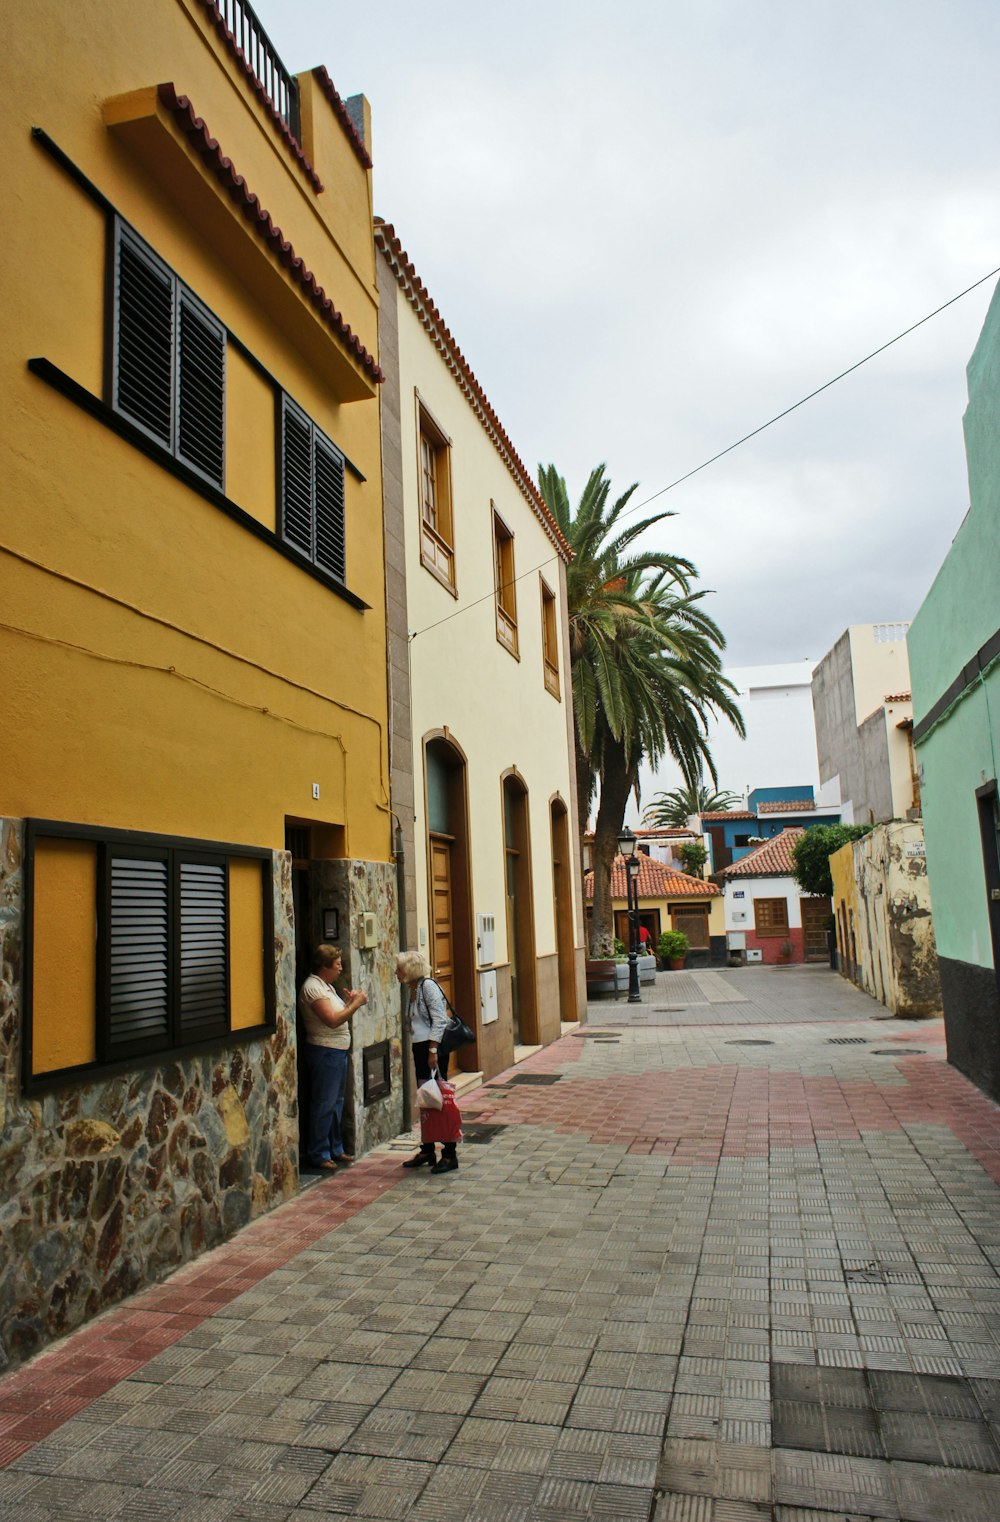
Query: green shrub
658 929 690 962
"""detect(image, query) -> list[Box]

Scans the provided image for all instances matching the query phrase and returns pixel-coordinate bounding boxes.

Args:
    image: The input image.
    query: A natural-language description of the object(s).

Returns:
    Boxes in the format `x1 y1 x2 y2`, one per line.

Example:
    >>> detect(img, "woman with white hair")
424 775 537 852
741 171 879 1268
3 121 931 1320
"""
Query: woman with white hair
395 949 458 1174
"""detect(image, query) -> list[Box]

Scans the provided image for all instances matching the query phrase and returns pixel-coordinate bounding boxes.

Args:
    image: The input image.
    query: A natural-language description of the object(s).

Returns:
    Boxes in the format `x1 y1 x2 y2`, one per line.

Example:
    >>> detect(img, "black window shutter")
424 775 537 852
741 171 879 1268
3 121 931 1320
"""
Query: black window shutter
281 399 314 557
177 292 226 488
178 860 228 1041
107 855 170 1055
115 230 174 447
313 434 346 582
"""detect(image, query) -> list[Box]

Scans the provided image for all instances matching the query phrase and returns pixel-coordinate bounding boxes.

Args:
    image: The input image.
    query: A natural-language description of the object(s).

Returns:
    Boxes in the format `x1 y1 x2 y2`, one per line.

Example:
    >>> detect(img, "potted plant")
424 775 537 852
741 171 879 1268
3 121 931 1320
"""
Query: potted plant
658 929 689 970
776 939 793 964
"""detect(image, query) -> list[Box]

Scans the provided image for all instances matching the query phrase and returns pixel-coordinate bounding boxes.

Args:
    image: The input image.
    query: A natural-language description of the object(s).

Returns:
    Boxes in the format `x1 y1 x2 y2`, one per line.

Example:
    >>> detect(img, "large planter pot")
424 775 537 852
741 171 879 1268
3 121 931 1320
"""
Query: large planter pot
638 953 657 985
669 957 685 971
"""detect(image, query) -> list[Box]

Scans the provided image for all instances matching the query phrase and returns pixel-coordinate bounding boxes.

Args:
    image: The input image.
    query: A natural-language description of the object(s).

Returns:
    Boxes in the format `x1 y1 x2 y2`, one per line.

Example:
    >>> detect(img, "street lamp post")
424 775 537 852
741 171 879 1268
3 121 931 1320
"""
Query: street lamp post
618 827 643 1004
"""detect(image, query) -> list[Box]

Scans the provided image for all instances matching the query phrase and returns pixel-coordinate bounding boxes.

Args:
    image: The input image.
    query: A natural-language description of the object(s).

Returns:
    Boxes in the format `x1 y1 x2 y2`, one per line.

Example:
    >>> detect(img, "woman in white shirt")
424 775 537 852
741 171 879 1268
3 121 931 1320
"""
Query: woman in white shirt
298 944 367 1171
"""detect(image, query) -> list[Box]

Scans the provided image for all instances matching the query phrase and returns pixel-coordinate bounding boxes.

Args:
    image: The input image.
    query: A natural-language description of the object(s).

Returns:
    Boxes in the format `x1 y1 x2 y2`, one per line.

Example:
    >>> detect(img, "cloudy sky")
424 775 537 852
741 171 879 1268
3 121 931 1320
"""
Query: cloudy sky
256 0 1000 669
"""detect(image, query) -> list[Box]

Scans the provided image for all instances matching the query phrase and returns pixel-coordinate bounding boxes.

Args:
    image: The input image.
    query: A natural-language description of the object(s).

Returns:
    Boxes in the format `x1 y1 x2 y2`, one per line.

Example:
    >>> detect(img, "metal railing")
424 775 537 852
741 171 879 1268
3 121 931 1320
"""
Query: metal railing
218 0 301 141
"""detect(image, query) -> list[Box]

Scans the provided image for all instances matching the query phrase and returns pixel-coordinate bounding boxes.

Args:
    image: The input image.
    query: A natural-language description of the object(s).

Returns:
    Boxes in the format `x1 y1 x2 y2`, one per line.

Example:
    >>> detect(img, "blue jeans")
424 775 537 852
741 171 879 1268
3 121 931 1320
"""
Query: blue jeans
305 1045 350 1162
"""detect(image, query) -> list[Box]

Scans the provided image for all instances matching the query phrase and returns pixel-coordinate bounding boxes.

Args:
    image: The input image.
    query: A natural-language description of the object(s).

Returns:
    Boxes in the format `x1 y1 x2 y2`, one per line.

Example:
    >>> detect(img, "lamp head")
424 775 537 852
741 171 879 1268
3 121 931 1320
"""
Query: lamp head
618 826 637 860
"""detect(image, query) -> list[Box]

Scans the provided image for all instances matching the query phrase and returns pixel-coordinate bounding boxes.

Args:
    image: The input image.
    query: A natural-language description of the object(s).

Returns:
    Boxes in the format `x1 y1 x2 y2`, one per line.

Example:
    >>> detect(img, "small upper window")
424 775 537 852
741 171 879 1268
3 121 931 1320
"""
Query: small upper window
417 402 454 589
493 507 518 657
540 577 560 698
112 220 226 489
280 395 346 582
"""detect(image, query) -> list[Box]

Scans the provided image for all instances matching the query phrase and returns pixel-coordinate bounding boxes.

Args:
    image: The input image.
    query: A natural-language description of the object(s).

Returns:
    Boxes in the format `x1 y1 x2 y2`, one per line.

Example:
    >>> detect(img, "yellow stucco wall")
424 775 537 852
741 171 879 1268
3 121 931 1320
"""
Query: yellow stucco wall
3 0 389 861
31 839 99 1072
394 293 577 968
831 824 941 1016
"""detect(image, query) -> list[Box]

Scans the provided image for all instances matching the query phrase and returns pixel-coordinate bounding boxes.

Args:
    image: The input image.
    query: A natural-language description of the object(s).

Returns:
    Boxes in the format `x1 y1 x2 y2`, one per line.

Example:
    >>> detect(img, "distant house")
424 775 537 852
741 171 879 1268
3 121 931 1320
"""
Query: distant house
717 829 831 965
812 623 919 825
700 787 840 872
584 856 724 966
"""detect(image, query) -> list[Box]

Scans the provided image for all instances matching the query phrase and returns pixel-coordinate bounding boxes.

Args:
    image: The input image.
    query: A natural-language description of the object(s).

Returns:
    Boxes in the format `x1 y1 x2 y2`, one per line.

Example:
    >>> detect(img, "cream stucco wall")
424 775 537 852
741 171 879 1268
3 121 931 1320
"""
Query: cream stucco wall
393 293 578 973
847 625 912 724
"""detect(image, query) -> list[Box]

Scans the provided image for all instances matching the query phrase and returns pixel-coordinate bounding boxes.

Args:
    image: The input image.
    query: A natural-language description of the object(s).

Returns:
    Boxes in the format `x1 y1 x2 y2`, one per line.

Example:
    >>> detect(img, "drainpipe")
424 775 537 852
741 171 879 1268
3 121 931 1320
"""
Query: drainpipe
394 818 412 1134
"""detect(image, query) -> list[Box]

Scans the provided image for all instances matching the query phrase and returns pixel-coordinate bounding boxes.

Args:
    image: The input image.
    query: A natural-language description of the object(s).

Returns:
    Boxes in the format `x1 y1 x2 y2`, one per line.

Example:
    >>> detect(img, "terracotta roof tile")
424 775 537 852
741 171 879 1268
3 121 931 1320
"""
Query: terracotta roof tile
157 85 382 384
884 692 912 703
701 810 755 822
194 1 324 190
311 65 373 170
718 828 805 879
375 221 571 561
757 798 816 813
584 857 720 901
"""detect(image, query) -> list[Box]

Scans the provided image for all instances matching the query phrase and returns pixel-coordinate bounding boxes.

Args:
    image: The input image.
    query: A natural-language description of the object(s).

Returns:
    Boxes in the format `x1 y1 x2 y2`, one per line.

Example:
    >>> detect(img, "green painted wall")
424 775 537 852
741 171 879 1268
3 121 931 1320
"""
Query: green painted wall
908 278 1000 970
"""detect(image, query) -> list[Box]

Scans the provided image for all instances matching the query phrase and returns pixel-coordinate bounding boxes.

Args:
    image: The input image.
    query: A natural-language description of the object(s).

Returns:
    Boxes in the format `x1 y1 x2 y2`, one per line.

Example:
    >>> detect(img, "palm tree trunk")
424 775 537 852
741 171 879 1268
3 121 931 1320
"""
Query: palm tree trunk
588 738 637 958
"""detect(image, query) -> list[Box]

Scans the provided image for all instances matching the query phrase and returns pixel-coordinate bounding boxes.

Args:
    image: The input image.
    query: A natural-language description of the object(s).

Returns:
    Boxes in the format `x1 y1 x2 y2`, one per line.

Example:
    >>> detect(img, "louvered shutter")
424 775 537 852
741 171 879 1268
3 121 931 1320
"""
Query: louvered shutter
314 434 346 582
177 292 226 488
107 855 170 1054
281 399 313 556
178 860 228 1040
115 229 173 447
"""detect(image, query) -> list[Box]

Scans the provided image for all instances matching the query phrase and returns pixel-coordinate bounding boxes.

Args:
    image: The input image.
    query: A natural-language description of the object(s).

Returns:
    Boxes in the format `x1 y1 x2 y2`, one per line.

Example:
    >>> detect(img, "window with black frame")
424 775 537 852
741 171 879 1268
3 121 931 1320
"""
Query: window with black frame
111 220 226 489
279 394 347 581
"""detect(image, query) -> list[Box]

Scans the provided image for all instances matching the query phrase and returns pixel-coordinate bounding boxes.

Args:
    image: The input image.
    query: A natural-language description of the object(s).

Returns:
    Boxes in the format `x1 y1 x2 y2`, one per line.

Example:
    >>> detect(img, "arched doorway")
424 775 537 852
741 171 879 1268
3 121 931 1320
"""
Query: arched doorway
423 734 476 1068
550 796 577 1024
502 770 537 1045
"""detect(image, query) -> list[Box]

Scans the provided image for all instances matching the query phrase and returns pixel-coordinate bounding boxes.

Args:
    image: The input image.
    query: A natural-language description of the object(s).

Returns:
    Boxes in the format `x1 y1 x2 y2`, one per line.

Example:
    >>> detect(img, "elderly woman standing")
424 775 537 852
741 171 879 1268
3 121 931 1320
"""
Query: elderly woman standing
395 949 458 1174
299 944 367 1172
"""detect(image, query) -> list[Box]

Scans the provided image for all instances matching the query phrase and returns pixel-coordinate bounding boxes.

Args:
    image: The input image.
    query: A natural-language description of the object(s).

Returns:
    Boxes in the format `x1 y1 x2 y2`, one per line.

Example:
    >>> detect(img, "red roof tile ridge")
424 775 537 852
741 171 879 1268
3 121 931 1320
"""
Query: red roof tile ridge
701 810 755 821
884 692 912 703
311 65 373 170
757 798 816 813
157 85 382 384
718 827 806 878
374 221 572 561
194 1 324 191
583 855 721 900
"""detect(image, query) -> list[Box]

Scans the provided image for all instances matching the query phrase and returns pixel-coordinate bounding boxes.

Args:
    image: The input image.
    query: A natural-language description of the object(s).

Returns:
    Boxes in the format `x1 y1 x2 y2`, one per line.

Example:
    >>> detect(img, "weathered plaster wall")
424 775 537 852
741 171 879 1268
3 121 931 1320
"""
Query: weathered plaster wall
830 824 941 1017
0 824 298 1373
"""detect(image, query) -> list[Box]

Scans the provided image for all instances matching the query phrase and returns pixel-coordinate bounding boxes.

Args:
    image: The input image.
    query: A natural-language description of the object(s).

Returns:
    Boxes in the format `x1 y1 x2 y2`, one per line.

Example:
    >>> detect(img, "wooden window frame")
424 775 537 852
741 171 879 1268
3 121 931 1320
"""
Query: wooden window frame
671 904 709 950
22 820 275 1093
110 218 227 491
539 576 560 698
492 505 518 658
416 398 456 592
753 896 790 937
279 394 347 583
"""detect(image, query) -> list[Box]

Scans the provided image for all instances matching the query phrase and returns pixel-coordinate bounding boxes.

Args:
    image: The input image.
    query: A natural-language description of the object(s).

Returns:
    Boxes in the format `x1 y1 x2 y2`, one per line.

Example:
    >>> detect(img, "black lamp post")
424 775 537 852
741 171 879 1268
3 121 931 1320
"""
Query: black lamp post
618 827 642 1004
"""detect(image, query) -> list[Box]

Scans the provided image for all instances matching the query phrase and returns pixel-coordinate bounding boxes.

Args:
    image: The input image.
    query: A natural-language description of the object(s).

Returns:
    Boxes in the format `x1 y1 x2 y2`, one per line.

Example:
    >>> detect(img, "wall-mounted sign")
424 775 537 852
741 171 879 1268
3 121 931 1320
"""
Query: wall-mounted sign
904 842 926 858
733 890 745 899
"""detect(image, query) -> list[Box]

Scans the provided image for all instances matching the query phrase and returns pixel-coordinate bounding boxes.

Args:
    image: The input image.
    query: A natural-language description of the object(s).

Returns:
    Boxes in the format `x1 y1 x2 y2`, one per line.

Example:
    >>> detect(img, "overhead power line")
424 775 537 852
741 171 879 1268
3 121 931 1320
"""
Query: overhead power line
410 262 1000 643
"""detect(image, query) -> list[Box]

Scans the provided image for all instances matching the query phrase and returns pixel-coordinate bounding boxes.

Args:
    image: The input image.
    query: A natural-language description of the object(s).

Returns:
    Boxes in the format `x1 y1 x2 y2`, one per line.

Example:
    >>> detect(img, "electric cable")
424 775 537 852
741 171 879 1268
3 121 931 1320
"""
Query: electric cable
409 262 1000 643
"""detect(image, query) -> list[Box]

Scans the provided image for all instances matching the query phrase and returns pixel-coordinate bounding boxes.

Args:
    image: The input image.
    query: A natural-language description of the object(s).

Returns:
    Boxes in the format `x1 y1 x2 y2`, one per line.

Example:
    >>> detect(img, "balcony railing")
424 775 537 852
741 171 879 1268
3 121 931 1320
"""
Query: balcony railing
217 0 301 141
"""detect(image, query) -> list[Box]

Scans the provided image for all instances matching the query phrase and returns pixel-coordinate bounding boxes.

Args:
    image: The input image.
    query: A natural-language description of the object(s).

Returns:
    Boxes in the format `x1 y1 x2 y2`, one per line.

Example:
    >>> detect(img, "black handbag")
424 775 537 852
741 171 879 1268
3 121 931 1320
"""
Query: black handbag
425 980 475 1055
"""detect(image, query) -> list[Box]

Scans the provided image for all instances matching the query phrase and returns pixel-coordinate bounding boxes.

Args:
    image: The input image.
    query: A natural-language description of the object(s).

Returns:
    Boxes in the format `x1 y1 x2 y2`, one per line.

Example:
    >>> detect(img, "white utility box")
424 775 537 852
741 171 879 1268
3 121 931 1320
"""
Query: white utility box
745 947 763 963
479 969 498 1024
476 912 496 966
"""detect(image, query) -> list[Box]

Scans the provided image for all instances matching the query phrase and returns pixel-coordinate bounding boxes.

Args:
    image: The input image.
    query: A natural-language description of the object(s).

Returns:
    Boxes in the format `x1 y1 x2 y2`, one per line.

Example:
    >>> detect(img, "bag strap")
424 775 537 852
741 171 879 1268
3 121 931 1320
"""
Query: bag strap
422 977 459 1020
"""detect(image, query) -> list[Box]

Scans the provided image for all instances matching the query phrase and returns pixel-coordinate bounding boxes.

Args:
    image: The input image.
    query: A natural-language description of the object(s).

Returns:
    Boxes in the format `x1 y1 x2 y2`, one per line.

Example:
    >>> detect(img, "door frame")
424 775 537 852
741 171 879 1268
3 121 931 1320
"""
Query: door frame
422 731 476 1068
502 767 538 1045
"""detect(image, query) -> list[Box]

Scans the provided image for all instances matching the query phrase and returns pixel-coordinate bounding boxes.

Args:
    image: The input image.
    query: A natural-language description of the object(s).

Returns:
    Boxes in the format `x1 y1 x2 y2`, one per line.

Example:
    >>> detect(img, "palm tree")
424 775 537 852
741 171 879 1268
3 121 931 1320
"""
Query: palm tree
538 464 744 957
643 781 744 828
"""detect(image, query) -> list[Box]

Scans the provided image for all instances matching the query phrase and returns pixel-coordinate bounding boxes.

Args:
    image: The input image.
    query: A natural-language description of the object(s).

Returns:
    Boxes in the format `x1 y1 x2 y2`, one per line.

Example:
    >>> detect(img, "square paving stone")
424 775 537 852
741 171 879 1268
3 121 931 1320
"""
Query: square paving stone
891 1459 1000 1522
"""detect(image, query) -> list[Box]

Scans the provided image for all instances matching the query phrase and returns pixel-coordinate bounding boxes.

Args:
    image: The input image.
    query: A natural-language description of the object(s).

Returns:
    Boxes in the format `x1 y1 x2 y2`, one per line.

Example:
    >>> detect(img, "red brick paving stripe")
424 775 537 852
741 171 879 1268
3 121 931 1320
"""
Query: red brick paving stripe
0 1154 404 1466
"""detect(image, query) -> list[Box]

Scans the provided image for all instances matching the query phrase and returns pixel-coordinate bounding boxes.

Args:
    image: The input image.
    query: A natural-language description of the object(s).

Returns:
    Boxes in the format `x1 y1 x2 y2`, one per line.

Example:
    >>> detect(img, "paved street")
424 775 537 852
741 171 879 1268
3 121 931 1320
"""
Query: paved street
3 966 1000 1520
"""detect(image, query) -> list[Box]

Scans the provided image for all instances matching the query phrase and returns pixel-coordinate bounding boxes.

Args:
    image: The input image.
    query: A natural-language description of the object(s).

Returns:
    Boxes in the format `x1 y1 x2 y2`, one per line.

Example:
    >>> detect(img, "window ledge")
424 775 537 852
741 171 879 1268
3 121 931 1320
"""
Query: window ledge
103 84 380 402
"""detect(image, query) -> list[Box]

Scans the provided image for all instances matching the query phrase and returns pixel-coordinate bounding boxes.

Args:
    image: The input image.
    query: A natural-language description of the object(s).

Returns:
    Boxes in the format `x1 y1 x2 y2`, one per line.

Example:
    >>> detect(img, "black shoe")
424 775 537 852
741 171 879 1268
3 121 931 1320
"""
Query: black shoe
402 1151 435 1169
430 1155 458 1175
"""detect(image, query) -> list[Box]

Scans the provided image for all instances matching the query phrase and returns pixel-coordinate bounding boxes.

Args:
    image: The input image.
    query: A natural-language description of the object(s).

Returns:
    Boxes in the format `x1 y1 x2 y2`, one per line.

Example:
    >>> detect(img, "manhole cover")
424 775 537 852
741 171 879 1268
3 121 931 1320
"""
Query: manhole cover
725 1039 774 1046
500 1073 562 1086
460 1123 508 1145
828 1037 868 1045
653 1007 687 1013
872 1048 926 1056
573 1031 614 1038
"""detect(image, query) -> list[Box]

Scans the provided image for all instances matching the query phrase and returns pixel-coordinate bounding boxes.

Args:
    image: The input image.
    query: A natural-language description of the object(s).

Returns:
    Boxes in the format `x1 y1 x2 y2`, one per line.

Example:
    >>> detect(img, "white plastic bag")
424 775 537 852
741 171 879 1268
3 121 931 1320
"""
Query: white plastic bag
416 1075 443 1111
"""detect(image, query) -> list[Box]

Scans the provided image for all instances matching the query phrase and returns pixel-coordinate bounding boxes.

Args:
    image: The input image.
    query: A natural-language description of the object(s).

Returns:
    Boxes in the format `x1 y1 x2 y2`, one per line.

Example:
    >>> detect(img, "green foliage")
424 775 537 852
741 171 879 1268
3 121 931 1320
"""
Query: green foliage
791 824 873 897
679 841 708 876
614 938 627 956
643 782 743 827
658 929 690 962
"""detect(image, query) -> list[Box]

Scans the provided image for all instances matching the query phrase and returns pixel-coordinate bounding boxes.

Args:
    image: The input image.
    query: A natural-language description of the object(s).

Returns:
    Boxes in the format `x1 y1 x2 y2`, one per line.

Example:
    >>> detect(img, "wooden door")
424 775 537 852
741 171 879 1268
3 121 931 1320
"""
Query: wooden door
429 836 455 1003
802 897 831 960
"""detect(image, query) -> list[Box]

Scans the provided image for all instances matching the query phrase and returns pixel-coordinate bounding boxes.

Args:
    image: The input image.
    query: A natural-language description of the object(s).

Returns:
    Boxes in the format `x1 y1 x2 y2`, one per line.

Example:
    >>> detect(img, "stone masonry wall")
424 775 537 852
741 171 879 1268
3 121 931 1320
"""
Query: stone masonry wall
0 823 299 1373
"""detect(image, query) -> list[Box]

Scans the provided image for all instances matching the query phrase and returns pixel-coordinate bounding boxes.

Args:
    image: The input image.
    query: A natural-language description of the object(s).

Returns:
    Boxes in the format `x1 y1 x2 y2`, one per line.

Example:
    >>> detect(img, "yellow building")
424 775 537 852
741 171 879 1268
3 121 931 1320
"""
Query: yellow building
584 857 725 966
1 0 395 1367
376 223 586 1083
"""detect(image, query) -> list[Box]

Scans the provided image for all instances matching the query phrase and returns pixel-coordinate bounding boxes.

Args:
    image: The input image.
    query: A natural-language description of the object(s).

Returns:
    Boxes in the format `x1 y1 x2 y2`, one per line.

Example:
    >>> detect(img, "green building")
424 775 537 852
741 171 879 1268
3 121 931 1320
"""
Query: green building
908 282 1000 1101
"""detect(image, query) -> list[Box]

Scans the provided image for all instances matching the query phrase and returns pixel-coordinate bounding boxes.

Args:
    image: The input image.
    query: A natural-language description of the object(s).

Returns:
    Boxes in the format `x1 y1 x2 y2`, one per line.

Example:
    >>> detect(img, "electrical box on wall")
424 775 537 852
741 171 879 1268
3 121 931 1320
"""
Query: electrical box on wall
746 948 763 963
479 969 498 1025
358 911 377 949
476 913 495 966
